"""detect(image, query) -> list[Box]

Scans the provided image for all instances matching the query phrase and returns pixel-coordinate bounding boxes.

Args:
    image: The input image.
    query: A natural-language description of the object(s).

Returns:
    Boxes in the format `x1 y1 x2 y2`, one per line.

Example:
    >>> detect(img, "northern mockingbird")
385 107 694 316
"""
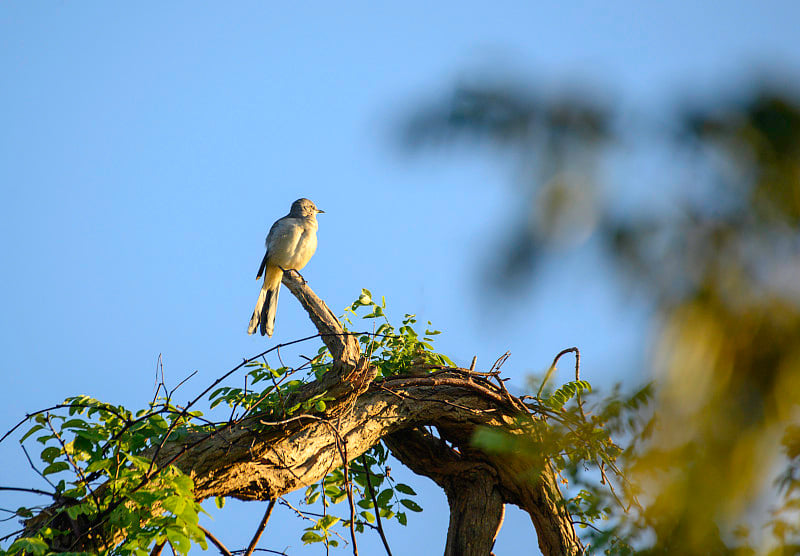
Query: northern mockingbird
248 198 324 337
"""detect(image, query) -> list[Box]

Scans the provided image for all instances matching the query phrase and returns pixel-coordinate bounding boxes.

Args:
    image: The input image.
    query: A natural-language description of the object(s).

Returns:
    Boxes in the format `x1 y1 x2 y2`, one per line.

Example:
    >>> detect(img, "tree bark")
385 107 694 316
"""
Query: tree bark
24 272 583 555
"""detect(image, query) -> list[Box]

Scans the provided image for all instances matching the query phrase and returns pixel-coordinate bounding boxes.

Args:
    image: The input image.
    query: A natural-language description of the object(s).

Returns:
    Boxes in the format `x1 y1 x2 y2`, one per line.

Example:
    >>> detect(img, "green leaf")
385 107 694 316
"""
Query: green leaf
166 527 191 555
471 427 512 452
319 515 340 529
360 510 375 523
40 446 61 463
400 499 423 512
324 485 342 498
36 434 54 444
395 483 417 495
215 496 226 509
376 488 393 507
127 491 159 506
330 490 348 505
20 424 44 443
42 461 70 475
397 511 408 526
61 419 89 430
209 387 227 399
86 458 112 473
66 503 88 520
162 495 186 516
172 473 195 495
121 450 147 468
301 531 324 544
15 506 33 518
8 537 49 556
315 400 326 412
357 498 374 509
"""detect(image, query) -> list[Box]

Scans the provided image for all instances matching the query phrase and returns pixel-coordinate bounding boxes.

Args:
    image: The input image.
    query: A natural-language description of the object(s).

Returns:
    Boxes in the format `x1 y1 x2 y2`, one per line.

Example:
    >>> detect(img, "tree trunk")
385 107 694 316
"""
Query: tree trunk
443 470 505 556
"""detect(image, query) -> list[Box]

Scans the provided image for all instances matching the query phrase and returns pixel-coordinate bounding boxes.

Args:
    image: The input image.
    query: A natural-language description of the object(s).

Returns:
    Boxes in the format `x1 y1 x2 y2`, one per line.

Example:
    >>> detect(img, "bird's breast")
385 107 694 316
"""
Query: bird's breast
268 221 318 270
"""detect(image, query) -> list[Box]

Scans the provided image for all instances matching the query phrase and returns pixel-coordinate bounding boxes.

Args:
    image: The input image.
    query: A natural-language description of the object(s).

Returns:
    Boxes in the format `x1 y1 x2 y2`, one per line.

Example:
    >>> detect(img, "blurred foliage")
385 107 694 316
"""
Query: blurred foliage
403 78 800 552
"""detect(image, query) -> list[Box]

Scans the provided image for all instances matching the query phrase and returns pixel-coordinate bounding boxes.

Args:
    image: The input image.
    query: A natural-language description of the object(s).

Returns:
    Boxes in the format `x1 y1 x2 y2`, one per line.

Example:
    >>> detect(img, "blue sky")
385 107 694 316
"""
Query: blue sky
2 2 799 554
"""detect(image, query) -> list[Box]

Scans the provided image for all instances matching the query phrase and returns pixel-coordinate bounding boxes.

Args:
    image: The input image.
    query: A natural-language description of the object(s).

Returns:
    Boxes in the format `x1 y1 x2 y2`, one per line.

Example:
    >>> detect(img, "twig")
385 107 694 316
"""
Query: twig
21 444 57 491
276 345 287 371
199 524 233 556
488 352 511 373
330 418 359 556
233 550 289 555
279 497 349 545
360 456 393 556
537 347 580 399
151 353 166 407
244 499 276 556
170 370 199 398
0 528 25 542
44 415 102 512
1 402 132 446
322 478 330 556
0 486 55 497
150 541 166 556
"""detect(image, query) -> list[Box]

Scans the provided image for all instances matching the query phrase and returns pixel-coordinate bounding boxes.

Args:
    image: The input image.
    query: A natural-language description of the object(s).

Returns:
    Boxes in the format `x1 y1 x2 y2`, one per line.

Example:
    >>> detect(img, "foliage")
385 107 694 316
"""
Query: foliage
473 375 652 554
5 398 208 556
0 286 641 554
0 290 457 555
403 75 800 552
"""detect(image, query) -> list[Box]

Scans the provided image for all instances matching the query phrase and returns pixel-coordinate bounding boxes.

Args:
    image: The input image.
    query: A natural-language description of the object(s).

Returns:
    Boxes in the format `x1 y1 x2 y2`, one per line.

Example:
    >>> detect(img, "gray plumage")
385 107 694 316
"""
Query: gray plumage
248 198 323 337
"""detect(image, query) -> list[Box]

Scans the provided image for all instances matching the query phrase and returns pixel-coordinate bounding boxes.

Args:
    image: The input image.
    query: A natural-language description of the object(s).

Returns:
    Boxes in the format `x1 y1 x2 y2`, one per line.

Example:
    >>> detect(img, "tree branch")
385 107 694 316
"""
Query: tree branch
244 499 276 556
19 273 581 556
198 525 233 556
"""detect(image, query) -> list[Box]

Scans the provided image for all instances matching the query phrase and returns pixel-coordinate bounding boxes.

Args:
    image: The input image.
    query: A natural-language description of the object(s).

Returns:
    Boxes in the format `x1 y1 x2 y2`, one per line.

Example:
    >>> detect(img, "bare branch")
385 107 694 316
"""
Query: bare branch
198 525 233 556
244 499 276 556
360 456 393 556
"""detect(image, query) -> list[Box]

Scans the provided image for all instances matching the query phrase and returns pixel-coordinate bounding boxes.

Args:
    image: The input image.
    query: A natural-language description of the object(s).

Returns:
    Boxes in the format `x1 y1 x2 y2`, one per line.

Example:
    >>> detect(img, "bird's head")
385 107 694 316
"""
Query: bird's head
290 198 324 218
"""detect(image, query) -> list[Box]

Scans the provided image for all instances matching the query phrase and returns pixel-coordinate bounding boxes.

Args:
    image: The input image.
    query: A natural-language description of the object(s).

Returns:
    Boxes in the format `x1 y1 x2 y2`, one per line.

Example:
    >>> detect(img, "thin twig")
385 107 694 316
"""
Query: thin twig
199 524 233 556
21 444 57 491
44 415 102 512
244 499 276 556
150 353 165 408
360 456 393 556
537 347 579 399
279 497 349 545
0 486 55 497
170 370 199 398
488 351 511 373
233 549 289 555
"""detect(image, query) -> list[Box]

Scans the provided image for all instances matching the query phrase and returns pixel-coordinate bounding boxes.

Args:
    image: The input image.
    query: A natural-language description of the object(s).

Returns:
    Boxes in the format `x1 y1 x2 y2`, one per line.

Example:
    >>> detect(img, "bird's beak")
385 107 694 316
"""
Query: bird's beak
316 208 325 214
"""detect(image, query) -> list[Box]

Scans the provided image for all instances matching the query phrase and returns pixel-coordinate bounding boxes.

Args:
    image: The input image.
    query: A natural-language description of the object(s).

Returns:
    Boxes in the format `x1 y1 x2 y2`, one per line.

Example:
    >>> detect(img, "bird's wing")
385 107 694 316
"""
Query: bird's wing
263 216 304 268
256 217 285 279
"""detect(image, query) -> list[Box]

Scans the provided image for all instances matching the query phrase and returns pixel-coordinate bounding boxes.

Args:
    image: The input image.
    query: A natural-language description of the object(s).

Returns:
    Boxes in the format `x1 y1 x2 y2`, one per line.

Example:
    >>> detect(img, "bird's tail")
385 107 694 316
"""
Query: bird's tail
247 265 283 337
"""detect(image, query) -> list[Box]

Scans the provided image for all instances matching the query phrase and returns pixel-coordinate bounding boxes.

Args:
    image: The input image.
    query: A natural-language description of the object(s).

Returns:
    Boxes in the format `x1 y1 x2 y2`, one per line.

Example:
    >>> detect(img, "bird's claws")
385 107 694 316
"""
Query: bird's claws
287 268 308 285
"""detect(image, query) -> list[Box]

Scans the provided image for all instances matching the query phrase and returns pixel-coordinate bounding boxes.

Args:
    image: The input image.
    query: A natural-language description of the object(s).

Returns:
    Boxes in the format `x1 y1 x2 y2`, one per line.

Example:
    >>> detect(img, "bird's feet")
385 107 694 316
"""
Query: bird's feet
285 268 308 285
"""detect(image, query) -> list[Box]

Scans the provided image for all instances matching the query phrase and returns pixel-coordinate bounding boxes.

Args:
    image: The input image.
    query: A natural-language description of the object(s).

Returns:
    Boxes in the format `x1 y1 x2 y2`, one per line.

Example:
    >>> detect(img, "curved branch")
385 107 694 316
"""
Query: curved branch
19 275 582 556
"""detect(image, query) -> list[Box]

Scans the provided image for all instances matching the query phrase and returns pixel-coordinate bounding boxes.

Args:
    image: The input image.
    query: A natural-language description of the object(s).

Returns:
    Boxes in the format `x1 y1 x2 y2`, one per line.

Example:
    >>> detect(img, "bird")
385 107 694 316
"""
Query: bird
248 198 324 337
